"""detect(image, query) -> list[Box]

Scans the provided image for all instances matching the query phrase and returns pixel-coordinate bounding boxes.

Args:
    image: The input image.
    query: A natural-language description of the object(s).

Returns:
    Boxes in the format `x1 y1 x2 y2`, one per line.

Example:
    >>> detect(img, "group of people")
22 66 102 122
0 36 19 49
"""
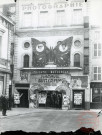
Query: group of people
46 92 62 109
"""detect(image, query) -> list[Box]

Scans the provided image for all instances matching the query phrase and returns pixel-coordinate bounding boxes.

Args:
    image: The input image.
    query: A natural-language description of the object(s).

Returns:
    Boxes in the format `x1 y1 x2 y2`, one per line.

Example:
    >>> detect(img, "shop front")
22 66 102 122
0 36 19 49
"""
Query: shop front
90 82 102 109
14 83 29 108
15 69 89 110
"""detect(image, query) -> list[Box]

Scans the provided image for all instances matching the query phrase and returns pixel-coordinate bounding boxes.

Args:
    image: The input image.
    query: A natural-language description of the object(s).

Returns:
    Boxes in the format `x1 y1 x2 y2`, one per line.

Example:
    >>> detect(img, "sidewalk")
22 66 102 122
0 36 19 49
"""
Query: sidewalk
0 108 64 119
0 108 100 119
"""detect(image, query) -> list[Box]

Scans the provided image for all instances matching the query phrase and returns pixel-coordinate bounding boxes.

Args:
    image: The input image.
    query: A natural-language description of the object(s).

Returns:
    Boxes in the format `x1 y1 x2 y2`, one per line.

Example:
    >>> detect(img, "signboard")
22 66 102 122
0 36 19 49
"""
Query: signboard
14 93 20 104
71 76 88 88
22 2 83 11
38 93 47 104
74 93 82 105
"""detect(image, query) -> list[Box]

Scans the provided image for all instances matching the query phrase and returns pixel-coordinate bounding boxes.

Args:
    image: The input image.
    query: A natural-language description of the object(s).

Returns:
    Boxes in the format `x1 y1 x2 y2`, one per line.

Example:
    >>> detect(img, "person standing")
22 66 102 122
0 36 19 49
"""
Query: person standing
1 95 8 116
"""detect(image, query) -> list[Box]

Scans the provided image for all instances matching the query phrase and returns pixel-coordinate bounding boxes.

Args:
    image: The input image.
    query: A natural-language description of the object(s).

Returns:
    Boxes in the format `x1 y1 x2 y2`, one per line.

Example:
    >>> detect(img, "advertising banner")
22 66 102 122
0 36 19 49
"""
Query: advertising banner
74 93 82 105
14 93 20 104
38 93 47 104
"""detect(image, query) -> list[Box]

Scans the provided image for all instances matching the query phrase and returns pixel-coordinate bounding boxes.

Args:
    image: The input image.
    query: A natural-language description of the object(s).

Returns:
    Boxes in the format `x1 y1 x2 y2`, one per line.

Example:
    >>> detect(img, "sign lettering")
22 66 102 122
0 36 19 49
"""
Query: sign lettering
22 2 83 11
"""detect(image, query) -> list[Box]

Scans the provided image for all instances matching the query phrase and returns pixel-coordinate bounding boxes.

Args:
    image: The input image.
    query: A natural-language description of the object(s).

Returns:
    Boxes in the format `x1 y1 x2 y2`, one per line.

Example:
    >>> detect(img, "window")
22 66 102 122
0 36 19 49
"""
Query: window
55 10 65 26
93 67 101 80
39 11 49 27
24 42 30 48
84 56 89 65
72 9 83 25
94 43 101 57
23 55 29 67
74 40 81 47
74 53 80 67
0 36 2 57
94 31 100 40
22 12 32 27
92 88 102 102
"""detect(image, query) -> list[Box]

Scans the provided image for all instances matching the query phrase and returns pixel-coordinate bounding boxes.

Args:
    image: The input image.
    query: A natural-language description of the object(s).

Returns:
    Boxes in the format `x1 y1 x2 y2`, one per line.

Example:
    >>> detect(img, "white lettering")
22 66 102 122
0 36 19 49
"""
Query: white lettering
70 3 74 7
33 6 37 10
59 4 63 8
42 5 47 9
48 4 52 9
79 2 83 7
54 4 58 8
65 3 69 8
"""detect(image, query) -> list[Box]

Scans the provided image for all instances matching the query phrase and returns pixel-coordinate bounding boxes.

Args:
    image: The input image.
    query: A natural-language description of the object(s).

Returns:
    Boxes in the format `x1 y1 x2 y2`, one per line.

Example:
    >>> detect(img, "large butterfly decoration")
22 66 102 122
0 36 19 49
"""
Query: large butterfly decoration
32 37 73 67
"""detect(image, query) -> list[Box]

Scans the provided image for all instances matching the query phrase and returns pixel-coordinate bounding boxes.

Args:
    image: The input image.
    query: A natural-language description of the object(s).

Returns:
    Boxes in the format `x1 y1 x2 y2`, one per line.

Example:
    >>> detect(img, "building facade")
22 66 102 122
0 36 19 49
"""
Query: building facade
0 11 14 97
12 0 90 109
90 26 102 109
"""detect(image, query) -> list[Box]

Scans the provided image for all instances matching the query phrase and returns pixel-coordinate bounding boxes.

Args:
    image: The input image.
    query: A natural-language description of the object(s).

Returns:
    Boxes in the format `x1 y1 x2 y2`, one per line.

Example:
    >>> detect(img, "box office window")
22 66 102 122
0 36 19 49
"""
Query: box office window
93 67 101 81
92 88 102 102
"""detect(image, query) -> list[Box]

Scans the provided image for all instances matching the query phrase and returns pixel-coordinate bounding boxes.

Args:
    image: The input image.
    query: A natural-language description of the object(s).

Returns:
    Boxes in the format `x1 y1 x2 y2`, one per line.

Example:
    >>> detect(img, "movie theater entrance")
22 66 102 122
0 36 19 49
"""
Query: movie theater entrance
38 91 62 109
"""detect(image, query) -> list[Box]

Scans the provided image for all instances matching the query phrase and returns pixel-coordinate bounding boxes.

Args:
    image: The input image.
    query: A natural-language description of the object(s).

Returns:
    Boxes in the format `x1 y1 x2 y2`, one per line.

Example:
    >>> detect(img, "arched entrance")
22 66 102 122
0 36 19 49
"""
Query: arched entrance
29 83 44 108
55 85 70 110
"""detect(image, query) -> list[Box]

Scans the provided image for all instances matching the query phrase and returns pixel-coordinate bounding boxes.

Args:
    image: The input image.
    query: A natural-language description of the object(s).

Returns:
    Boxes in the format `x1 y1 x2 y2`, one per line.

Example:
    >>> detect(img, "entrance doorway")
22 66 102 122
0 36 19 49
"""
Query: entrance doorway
38 91 62 109
17 89 29 108
73 90 85 109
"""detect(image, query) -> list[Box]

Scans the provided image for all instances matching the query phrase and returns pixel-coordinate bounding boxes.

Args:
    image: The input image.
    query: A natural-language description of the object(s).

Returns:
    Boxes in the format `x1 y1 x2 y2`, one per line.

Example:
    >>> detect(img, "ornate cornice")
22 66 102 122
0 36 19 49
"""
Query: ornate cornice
15 27 85 37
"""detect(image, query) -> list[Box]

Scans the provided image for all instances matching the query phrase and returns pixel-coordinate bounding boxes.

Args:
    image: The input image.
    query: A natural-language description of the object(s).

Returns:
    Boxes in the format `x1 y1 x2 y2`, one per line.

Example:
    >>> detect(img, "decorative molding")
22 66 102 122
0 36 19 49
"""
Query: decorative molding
15 28 84 37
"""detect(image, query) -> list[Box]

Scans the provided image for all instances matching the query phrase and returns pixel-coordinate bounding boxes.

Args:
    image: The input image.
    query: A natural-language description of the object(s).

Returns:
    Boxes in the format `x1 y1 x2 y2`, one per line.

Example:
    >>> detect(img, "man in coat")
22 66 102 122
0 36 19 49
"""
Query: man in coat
1 94 8 116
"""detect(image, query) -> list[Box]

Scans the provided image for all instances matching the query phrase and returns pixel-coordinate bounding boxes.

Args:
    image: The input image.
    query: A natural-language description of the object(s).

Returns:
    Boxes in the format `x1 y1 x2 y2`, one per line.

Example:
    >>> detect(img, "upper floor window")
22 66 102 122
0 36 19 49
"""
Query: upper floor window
72 9 83 25
94 43 101 57
24 42 30 49
23 55 29 67
22 12 32 27
74 53 80 67
93 67 101 80
38 11 49 27
94 31 100 41
55 10 66 26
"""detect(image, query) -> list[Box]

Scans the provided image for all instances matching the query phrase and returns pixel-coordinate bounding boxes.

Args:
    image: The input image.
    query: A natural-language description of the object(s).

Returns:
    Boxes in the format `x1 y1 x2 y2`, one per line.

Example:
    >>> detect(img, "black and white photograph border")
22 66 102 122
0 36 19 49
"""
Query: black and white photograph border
0 0 102 134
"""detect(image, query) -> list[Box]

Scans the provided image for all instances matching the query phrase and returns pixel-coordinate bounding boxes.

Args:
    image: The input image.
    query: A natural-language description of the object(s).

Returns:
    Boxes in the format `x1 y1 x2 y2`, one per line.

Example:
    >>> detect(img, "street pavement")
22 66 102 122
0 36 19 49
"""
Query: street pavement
0 108 102 133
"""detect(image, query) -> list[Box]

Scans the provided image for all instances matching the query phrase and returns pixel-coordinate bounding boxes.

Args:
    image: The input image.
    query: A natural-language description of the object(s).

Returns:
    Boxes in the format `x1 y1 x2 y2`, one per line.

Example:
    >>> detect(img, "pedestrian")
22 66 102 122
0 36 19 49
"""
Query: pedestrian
1 94 8 116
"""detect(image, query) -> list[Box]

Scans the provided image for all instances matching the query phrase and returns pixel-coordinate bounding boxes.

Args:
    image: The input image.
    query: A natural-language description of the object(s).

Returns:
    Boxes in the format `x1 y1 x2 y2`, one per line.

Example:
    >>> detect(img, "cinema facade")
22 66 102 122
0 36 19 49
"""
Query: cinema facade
13 34 90 110
13 0 90 110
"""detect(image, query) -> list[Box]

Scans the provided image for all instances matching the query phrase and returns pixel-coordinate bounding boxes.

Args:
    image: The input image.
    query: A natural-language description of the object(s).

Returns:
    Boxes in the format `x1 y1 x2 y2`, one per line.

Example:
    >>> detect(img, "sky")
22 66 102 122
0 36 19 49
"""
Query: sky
0 0 102 26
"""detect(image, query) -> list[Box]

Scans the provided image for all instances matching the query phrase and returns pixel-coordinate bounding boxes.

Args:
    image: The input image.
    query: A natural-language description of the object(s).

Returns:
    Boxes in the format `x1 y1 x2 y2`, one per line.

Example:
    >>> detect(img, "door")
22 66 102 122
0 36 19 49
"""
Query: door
73 90 85 109
18 89 29 108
